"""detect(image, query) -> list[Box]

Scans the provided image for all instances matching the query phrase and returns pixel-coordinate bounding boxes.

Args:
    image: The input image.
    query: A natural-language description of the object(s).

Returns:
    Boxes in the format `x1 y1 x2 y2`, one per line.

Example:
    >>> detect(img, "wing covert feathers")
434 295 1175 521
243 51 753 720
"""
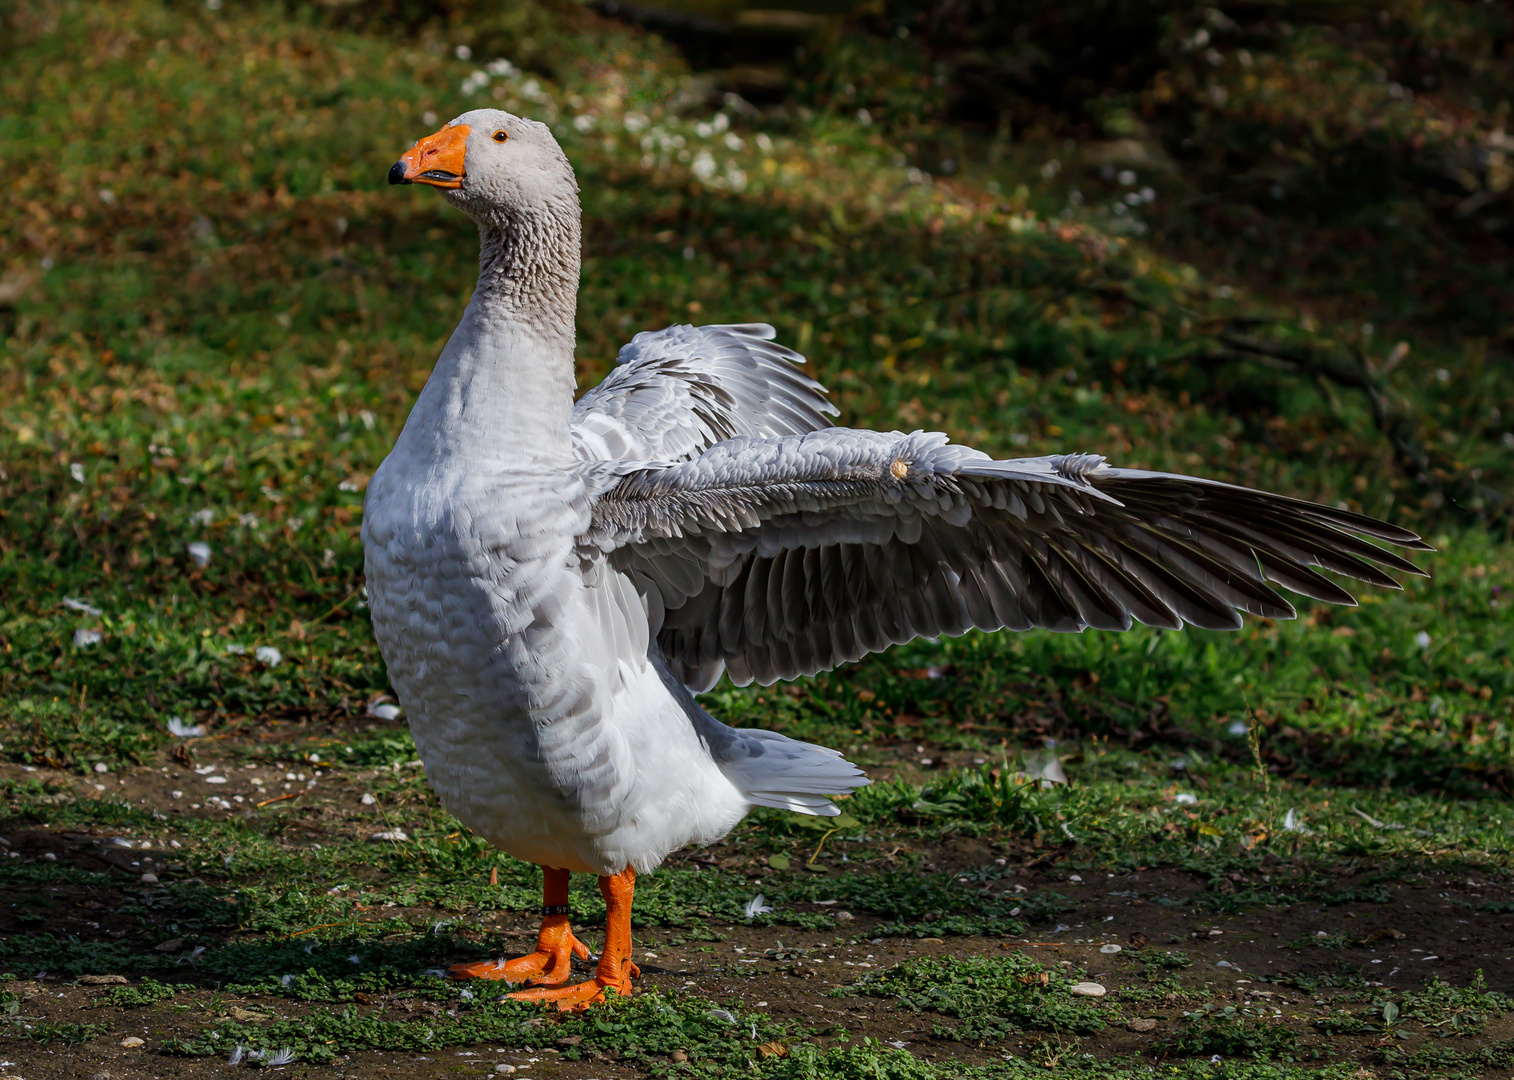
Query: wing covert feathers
571 323 836 463
580 428 1430 690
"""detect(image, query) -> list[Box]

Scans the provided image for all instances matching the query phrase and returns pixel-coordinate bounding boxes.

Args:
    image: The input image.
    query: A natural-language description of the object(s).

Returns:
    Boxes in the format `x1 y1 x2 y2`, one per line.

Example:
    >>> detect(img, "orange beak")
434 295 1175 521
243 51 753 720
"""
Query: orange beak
388 123 471 188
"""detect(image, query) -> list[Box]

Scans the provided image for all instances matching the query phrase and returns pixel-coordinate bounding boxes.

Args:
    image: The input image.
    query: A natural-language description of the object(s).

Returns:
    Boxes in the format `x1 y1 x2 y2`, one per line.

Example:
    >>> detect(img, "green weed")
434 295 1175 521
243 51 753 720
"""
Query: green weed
1399 972 1512 1037
842 953 1107 1041
95 977 189 1008
1154 1004 1311 1060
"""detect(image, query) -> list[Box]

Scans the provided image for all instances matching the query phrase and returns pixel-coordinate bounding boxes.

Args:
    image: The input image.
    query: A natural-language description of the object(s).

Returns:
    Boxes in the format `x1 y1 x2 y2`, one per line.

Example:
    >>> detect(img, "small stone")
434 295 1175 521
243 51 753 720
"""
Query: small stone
835 910 854 922
1127 1018 1158 1033
1070 981 1106 997
140 873 159 884
670 1051 689 1062
494 1066 516 1075
78 974 128 986
1099 943 1122 954
154 937 185 953
93 762 109 774
120 1036 145 1047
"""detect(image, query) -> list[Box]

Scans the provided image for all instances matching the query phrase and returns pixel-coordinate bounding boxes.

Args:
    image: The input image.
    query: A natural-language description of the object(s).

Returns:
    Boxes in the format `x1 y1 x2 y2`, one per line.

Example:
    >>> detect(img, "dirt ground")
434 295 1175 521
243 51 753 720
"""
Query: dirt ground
3 754 1513 1079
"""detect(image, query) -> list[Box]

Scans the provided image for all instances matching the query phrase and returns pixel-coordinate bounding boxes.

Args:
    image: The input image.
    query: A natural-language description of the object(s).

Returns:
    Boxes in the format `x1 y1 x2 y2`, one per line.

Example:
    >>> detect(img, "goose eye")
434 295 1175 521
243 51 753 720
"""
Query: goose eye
492 130 508 143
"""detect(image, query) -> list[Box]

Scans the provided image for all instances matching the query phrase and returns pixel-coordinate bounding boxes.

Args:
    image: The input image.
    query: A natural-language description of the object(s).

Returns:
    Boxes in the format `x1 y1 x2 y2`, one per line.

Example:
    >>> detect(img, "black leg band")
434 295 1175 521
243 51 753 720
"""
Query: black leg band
542 905 571 916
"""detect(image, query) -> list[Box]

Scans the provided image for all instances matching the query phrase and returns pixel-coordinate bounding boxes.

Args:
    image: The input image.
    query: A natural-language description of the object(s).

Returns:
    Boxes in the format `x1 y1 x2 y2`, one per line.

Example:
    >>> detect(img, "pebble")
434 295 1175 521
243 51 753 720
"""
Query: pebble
1070 981 1106 997
120 1036 145 1048
140 873 159 884
495 1066 516 1075
1099 943 1122 954
1127 1018 1158 1033
77 974 128 986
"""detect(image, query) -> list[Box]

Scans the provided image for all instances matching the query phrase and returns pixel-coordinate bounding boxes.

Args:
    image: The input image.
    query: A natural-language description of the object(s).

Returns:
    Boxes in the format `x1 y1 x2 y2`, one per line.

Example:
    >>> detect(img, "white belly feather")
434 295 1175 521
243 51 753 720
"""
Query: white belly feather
361 457 748 875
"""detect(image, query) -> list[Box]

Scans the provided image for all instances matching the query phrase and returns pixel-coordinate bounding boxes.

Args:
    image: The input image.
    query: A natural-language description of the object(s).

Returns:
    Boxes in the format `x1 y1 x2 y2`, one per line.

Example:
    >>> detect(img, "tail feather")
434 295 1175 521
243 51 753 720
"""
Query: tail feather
656 650 869 816
714 728 870 816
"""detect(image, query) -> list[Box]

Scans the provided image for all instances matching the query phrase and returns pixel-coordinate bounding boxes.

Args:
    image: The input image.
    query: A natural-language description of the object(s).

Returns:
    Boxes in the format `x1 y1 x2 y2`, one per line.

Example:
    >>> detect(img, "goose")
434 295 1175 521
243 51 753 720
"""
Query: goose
362 109 1431 1009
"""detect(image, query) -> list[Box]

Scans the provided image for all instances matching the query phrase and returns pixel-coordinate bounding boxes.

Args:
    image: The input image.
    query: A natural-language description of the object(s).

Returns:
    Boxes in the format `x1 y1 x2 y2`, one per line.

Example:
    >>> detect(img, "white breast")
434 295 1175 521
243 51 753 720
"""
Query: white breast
361 455 747 875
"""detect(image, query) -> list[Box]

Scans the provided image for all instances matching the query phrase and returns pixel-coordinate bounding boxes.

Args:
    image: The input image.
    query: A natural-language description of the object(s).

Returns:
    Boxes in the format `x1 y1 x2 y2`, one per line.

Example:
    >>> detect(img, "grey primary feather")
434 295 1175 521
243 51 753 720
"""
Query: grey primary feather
579 428 1431 690
571 323 837 463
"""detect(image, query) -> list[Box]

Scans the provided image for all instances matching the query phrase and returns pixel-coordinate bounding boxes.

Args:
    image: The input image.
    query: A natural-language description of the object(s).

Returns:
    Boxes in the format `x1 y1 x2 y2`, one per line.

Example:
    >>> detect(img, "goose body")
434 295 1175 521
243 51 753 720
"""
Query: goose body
362 109 1430 1007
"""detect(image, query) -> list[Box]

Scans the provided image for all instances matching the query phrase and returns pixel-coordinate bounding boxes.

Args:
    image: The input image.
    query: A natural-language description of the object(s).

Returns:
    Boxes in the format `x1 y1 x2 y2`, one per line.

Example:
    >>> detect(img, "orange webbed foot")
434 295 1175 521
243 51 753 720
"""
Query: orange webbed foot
507 972 632 1012
450 868 591 985
509 866 640 1011
448 919 591 984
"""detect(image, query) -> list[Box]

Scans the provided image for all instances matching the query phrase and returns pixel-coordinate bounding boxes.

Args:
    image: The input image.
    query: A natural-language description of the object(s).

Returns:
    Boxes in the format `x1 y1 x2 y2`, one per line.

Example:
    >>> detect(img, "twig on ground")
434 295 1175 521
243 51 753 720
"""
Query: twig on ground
255 792 302 808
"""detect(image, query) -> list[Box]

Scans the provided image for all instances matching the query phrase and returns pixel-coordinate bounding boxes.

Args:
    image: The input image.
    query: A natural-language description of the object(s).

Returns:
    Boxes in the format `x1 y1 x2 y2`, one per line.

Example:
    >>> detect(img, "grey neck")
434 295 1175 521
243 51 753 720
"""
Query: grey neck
471 194 582 344
397 195 582 463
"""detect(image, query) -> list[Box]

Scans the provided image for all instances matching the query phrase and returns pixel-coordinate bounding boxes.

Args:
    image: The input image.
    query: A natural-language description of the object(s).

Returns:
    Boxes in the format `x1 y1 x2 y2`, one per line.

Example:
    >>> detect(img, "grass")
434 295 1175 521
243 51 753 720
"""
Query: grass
843 953 1111 1040
1 0 1512 1075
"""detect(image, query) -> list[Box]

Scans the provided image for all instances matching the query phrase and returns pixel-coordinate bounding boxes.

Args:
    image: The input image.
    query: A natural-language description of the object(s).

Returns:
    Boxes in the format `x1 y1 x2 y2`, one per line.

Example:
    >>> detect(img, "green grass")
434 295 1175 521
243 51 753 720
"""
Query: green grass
2 0 1512 1074
843 953 1111 1041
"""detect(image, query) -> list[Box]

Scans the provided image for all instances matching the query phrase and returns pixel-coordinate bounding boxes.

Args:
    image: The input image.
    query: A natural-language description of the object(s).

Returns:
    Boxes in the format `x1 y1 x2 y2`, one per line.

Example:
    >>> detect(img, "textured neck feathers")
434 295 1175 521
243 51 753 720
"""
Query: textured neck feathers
472 191 582 346
396 192 582 463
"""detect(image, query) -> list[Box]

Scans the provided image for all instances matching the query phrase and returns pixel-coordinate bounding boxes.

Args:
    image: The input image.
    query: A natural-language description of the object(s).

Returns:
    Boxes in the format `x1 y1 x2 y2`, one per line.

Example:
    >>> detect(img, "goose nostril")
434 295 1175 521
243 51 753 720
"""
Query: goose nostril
388 161 412 185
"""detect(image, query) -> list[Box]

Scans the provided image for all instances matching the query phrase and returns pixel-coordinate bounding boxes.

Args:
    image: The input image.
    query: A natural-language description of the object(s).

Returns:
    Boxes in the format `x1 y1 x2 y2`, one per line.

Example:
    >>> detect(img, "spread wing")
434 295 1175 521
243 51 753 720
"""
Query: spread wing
579 428 1432 691
571 323 837 463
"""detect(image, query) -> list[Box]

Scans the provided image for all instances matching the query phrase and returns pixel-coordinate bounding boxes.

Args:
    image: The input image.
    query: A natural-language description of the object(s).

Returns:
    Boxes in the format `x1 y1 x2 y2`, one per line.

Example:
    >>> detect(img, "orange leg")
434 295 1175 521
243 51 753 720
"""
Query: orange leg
448 867 591 985
509 867 639 1011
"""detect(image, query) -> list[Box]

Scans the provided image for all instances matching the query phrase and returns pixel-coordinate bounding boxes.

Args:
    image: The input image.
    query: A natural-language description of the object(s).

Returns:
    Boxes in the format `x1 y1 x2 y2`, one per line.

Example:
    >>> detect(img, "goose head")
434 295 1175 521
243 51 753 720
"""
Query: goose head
388 108 578 229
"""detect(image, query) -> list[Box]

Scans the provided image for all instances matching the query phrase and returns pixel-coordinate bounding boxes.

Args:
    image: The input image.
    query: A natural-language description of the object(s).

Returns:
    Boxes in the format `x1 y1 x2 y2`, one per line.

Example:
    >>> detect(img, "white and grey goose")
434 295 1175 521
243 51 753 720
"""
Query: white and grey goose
363 109 1431 1009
